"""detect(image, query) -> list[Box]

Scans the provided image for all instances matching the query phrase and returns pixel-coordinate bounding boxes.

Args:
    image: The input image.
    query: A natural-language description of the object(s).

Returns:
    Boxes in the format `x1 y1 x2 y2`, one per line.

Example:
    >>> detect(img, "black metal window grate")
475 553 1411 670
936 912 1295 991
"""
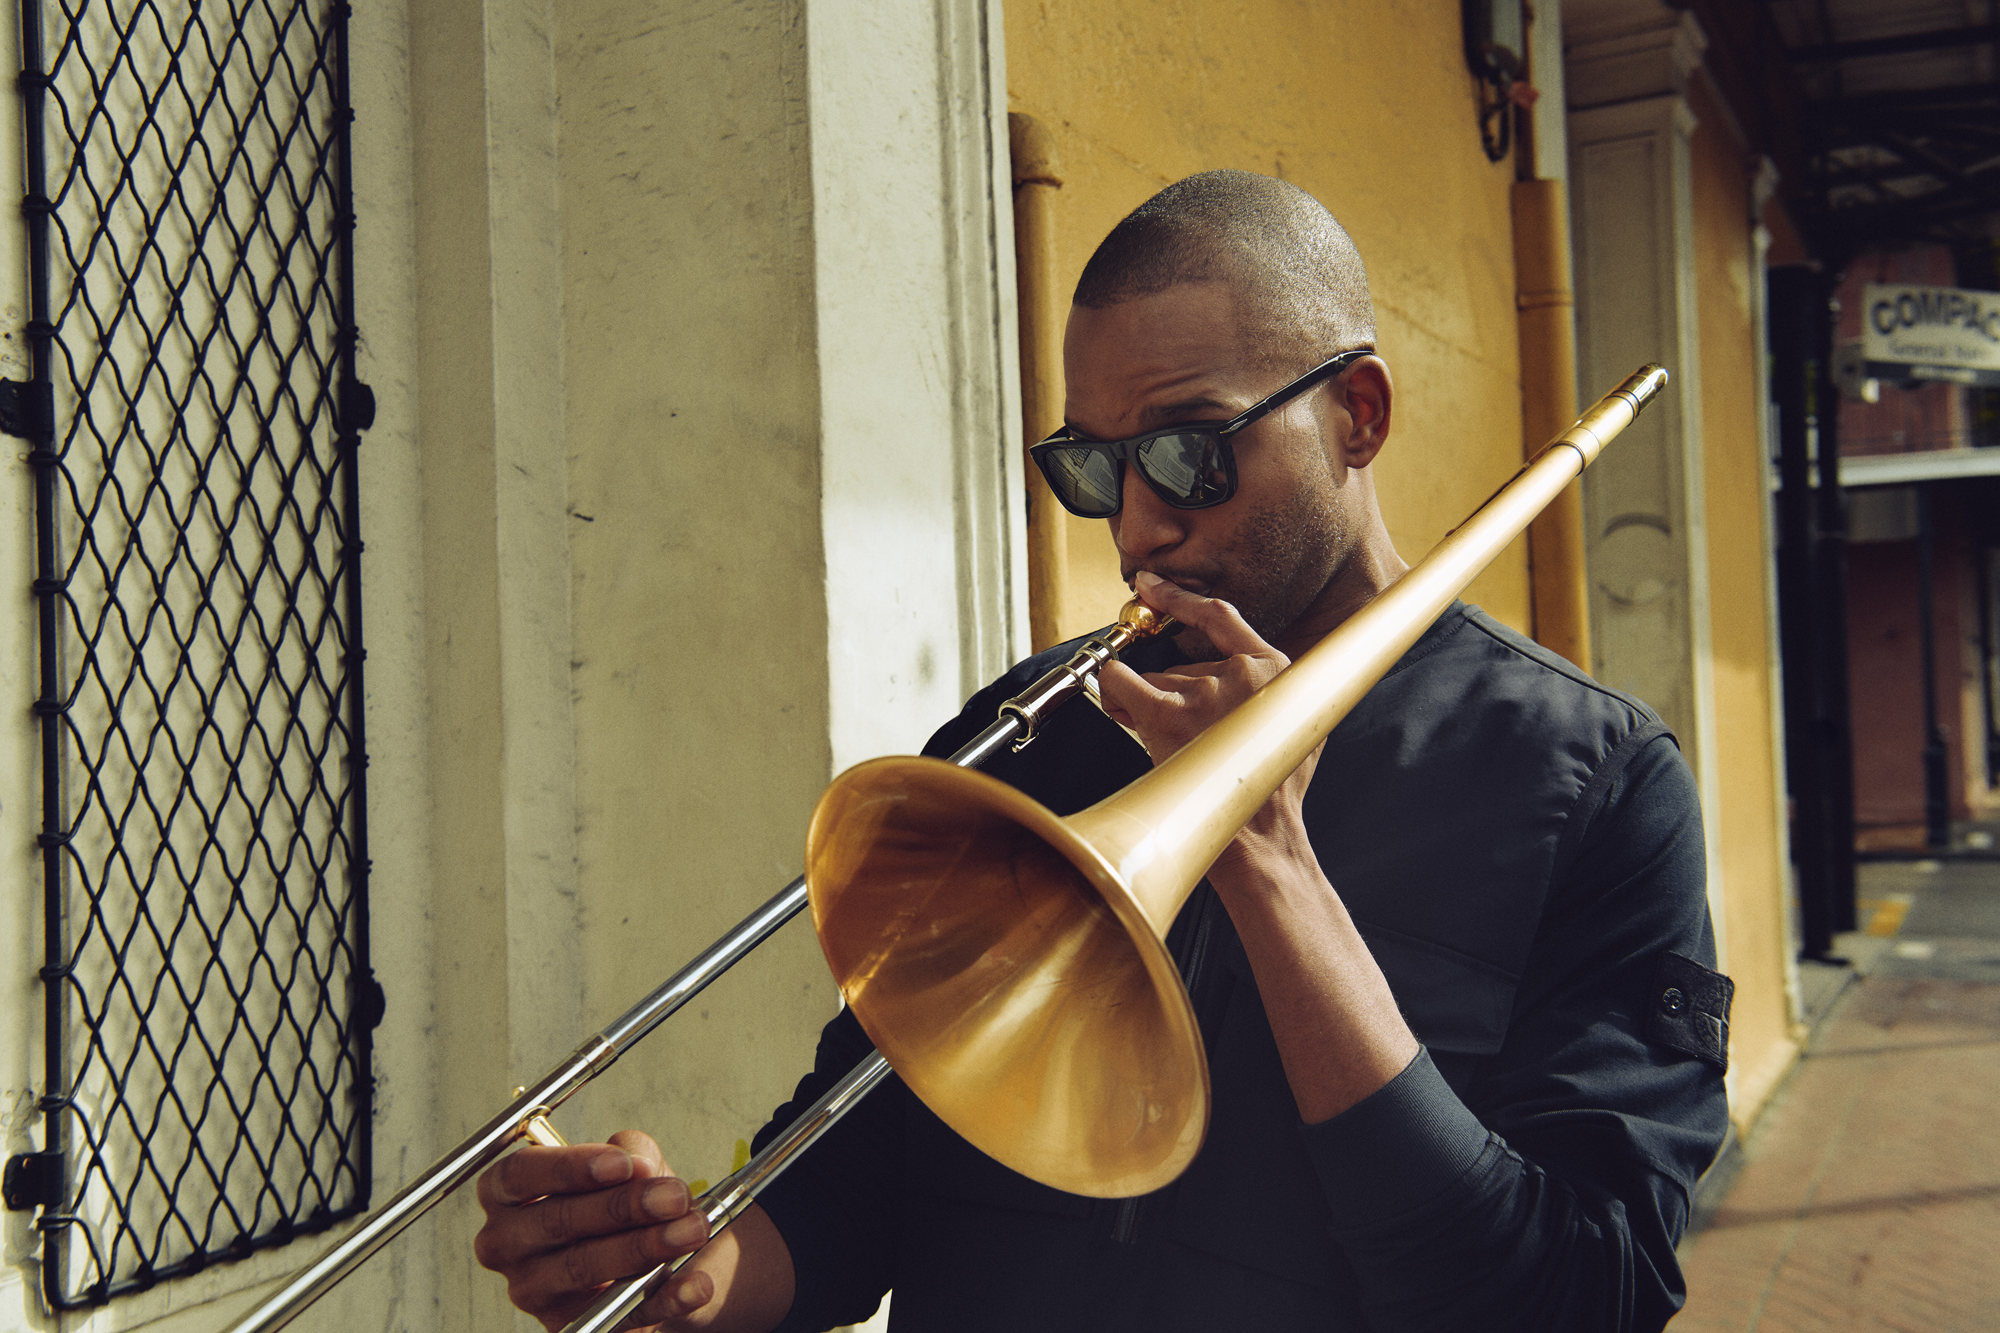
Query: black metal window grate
7 0 374 1308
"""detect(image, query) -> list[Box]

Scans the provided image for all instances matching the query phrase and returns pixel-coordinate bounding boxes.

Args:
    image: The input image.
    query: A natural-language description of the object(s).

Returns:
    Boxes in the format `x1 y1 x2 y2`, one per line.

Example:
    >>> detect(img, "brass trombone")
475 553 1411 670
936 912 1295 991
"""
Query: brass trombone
556 363 1667 1332
231 365 1666 1333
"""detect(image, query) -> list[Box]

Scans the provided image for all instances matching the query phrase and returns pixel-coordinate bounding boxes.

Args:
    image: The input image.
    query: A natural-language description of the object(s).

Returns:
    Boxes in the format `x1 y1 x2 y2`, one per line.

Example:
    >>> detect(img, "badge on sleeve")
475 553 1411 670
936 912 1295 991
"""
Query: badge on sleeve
1645 952 1734 1071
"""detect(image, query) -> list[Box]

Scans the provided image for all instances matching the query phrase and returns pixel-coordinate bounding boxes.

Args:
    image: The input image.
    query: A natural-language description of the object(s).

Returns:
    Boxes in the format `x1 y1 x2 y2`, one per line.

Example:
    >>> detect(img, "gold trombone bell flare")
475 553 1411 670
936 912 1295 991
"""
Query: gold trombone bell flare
806 759 1207 1198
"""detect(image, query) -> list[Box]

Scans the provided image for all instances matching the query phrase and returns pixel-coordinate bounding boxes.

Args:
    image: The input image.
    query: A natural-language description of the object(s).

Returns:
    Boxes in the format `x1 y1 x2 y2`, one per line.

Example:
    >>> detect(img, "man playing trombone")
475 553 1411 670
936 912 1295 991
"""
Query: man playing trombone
474 171 1729 1333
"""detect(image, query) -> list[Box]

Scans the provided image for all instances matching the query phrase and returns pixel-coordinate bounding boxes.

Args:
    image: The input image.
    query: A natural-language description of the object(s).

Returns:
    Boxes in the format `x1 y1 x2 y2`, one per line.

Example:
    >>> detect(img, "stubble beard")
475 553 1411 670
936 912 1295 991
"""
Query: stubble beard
1169 480 1346 662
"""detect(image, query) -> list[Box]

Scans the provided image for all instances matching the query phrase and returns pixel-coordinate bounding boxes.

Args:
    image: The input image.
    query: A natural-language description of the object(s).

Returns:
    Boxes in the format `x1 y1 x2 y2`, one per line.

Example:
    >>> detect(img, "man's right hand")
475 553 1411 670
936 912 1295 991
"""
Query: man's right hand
474 1130 717 1332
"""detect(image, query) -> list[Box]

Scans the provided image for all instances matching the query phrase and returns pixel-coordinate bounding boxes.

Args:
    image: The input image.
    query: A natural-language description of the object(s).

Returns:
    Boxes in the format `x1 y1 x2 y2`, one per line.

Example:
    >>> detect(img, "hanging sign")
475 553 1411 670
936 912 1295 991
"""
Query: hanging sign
1861 283 2000 386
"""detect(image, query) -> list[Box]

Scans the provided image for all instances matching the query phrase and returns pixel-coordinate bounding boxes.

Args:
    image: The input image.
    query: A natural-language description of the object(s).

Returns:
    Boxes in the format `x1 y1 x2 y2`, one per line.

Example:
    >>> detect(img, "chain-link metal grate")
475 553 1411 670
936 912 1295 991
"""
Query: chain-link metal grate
8 0 375 1308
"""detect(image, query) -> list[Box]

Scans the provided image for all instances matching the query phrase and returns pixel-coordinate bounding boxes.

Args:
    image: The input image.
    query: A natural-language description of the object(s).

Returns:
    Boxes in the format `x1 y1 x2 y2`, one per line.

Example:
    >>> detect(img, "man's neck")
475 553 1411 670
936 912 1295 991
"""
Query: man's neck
1271 520 1408 660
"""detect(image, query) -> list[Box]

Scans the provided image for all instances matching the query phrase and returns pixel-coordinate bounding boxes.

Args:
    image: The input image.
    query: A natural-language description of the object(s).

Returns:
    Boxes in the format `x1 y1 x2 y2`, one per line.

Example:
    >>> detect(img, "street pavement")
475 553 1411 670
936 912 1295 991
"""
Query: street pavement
1671 854 2000 1331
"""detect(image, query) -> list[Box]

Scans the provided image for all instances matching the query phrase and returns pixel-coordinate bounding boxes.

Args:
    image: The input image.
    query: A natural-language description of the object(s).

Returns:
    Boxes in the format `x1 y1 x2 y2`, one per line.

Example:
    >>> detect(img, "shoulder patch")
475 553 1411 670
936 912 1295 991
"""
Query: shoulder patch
1645 952 1734 1071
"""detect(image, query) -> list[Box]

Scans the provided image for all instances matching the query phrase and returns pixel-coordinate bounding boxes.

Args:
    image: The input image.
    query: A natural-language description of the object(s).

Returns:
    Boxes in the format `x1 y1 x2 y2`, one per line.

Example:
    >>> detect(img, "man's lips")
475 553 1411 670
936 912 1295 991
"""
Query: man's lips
1126 569 1215 597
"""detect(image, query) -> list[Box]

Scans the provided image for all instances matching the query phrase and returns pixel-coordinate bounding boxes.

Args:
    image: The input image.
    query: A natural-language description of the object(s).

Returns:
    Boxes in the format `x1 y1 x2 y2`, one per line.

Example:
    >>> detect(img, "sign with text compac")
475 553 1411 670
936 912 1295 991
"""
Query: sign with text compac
1861 283 2000 386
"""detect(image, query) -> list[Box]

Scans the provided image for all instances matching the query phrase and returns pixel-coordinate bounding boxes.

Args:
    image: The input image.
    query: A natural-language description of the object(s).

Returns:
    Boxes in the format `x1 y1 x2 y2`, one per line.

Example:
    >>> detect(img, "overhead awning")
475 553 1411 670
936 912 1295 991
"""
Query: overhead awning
1839 448 2000 487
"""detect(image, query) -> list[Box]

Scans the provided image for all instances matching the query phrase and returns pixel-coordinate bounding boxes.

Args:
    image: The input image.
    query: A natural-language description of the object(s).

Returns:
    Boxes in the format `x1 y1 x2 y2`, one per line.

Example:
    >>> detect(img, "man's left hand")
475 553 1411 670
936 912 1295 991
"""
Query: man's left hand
1098 570 1299 766
1097 569 1322 878
1097 569 1417 1124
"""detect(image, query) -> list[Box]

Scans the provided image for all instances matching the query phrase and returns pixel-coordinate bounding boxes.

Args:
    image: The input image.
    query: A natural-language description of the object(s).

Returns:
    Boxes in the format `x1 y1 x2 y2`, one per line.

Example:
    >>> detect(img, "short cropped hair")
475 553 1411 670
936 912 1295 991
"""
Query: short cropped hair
1073 170 1376 367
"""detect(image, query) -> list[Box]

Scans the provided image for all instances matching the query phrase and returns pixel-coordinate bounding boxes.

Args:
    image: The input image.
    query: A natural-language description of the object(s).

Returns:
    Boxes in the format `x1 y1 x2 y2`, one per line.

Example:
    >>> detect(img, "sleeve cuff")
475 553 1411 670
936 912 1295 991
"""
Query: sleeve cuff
1299 1046 1497 1230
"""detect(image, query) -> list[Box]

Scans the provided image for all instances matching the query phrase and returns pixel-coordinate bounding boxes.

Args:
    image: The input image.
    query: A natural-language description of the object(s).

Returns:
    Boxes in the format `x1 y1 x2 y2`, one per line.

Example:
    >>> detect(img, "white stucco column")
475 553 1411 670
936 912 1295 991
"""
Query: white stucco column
1567 10 1728 959
808 0 1027 774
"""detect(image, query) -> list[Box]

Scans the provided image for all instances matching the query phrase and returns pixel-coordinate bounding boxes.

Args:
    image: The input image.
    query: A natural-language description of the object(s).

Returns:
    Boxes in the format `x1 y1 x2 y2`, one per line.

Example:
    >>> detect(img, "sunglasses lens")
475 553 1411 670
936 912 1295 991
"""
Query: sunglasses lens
1138 432 1230 507
1041 445 1122 516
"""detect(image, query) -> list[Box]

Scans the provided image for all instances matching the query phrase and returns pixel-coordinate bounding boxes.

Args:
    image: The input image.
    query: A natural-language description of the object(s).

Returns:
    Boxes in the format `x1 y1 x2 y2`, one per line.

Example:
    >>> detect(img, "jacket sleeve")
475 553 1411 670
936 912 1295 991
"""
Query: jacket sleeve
752 1007 904 1333
1301 731 1729 1333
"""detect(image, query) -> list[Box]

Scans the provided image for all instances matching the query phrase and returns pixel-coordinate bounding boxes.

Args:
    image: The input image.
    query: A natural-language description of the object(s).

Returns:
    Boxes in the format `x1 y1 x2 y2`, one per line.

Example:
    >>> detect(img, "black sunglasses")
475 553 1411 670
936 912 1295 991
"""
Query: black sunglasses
1029 349 1371 519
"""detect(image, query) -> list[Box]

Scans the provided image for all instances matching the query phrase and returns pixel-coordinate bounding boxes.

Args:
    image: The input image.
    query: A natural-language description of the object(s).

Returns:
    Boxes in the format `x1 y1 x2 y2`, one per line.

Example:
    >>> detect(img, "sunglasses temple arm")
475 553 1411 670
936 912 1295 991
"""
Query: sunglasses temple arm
1224 350 1369 434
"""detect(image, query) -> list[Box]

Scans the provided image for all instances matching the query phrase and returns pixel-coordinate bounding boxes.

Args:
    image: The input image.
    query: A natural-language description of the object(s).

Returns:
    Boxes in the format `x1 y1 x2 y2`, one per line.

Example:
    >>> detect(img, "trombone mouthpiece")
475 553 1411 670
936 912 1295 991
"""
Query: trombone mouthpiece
1625 364 1669 411
1116 598 1175 640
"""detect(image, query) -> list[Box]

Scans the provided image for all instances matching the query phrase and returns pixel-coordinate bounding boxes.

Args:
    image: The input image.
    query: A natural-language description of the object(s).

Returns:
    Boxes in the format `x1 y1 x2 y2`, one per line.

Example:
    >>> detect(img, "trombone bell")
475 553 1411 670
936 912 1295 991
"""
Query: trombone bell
806 758 1207 1198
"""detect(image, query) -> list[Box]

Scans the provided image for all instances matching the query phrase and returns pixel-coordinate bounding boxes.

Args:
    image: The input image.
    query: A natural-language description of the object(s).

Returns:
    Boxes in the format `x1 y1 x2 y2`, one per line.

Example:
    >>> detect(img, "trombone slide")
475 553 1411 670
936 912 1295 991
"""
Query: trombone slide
574 364 1667 1325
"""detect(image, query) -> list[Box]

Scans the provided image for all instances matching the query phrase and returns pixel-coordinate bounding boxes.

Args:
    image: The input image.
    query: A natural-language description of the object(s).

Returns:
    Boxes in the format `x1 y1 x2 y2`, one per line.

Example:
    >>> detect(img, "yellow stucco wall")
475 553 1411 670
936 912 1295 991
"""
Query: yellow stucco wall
1006 0 1530 641
1008 8 1799 1135
1688 80 1800 1126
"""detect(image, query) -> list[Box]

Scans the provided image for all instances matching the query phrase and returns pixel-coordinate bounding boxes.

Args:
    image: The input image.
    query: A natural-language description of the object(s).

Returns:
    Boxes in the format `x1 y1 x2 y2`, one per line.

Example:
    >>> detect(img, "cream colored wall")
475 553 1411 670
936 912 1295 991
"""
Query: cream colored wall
550 0 838 1177
550 19 1022 1333
551 0 1024 1203
1005 0 1531 640
1686 81 1801 1129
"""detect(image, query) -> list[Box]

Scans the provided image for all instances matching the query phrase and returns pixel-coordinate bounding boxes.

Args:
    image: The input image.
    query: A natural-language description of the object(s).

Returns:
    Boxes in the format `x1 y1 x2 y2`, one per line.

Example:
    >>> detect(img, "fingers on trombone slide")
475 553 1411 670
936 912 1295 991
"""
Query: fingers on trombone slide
474 1128 716 1329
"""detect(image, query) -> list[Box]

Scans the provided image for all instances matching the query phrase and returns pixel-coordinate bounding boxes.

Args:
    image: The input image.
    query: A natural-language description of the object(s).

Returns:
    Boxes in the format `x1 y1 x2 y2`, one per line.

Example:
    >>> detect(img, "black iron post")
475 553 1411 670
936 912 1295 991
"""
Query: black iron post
1770 265 1858 957
1813 282 1859 931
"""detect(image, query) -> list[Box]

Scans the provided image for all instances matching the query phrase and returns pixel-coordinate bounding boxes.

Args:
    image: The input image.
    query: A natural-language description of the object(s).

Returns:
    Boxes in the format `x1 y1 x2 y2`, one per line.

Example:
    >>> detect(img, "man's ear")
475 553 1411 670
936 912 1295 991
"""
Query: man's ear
1337 358 1392 469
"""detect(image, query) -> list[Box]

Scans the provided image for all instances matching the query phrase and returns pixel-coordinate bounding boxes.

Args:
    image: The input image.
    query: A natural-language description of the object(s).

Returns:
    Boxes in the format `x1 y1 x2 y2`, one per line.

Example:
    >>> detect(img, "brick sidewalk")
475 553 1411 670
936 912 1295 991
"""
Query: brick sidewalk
1672 962 2000 1329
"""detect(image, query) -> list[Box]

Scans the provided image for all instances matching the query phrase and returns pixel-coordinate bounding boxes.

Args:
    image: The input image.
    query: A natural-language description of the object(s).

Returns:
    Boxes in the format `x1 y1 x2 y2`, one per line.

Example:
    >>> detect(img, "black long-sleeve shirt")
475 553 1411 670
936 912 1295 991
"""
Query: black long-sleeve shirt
754 603 1730 1332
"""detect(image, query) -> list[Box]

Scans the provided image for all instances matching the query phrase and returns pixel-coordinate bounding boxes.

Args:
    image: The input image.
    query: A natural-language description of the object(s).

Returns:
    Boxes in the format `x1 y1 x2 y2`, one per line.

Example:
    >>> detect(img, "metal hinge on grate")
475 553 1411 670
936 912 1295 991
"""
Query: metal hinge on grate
0 378 53 439
3 1151 61 1212
340 378 375 433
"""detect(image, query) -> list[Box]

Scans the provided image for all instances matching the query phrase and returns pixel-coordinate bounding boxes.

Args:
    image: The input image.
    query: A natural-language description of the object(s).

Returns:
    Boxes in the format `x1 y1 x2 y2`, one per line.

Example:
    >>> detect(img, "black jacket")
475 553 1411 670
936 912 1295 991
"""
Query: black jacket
755 603 1729 1332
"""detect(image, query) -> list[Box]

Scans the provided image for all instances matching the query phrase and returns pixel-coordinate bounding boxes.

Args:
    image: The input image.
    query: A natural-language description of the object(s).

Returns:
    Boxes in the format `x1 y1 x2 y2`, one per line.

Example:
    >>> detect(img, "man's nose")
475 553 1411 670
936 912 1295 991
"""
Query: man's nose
1110 463 1188 562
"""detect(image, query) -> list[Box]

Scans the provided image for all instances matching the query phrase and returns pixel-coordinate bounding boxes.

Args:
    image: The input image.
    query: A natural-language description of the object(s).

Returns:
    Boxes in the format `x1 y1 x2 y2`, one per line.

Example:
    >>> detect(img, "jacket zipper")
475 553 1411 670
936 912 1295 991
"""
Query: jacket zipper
1111 885 1218 1246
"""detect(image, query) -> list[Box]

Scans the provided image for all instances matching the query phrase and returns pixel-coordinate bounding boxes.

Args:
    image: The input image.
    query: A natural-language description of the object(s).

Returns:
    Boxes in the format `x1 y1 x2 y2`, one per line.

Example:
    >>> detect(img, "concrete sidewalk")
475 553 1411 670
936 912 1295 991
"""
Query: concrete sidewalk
1671 858 2000 1331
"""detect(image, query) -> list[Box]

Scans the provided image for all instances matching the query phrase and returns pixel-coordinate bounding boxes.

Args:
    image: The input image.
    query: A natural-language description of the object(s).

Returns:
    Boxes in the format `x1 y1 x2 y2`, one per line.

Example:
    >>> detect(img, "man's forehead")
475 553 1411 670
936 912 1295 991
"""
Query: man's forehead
1066 280 1243 343
1063 283 1260 427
